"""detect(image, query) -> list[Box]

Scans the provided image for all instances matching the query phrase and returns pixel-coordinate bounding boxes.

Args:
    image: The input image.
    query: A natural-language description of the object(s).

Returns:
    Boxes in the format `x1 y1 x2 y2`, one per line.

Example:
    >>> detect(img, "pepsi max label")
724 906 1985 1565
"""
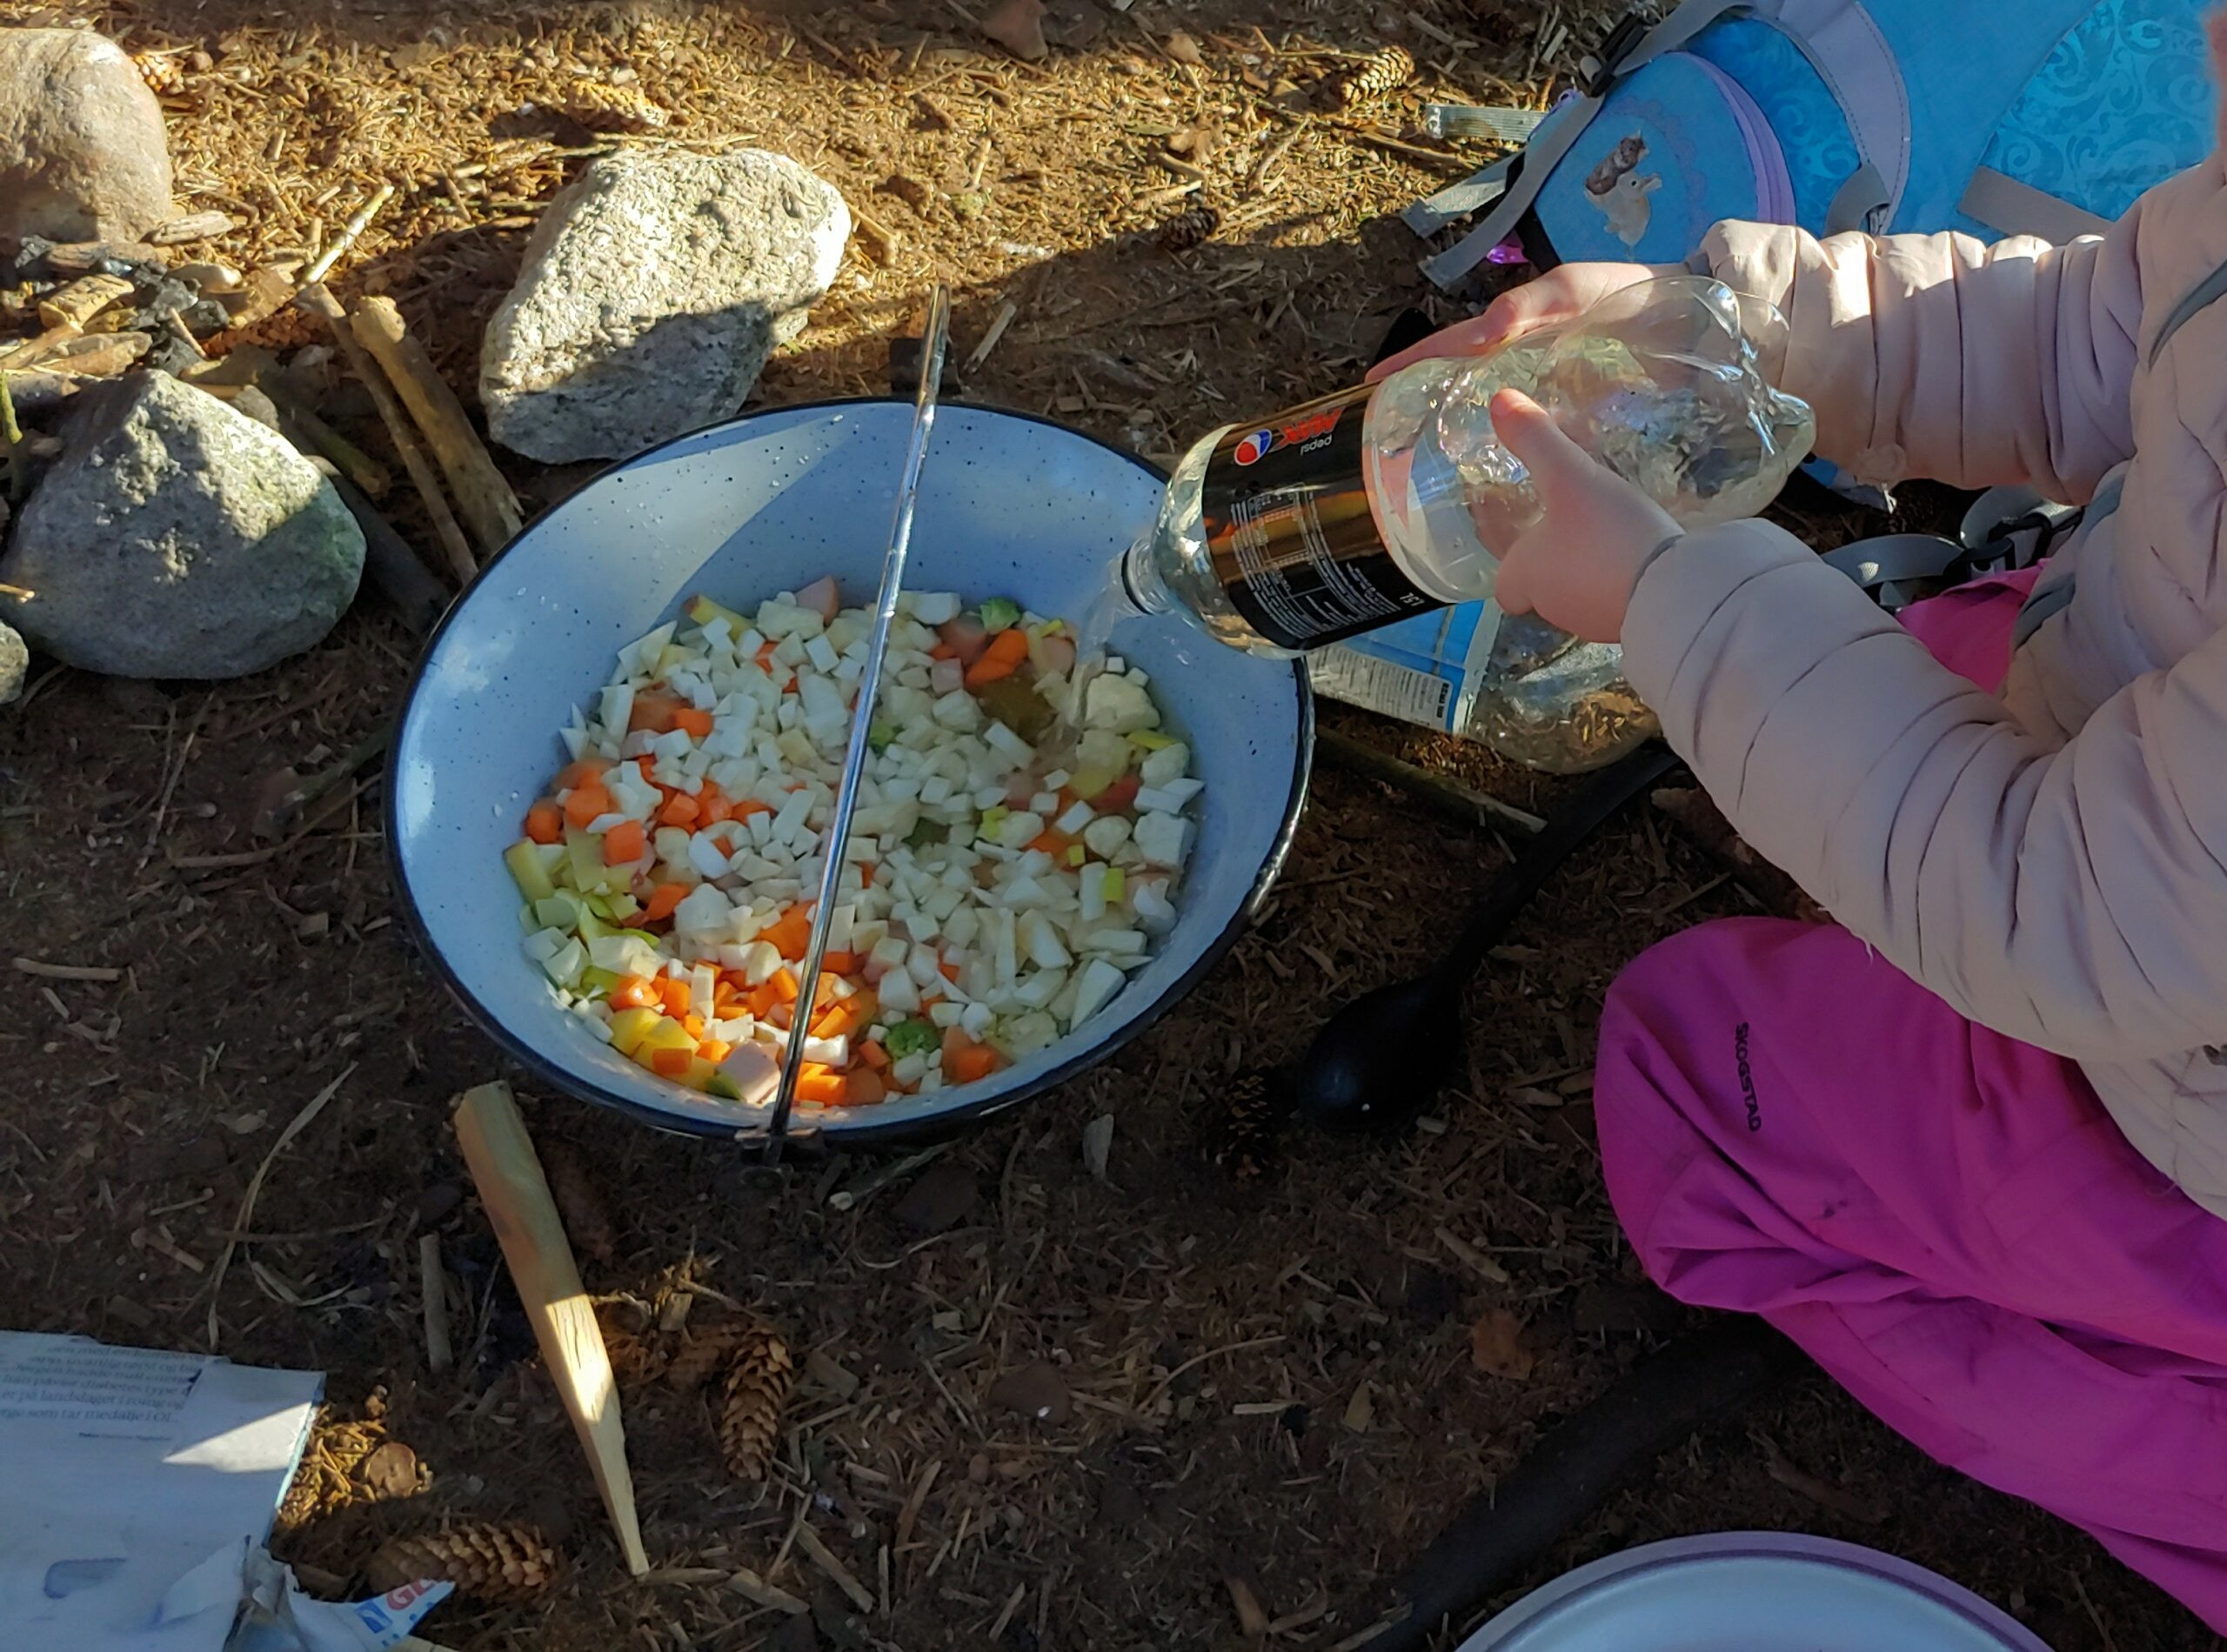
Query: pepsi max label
1202 385 1437 651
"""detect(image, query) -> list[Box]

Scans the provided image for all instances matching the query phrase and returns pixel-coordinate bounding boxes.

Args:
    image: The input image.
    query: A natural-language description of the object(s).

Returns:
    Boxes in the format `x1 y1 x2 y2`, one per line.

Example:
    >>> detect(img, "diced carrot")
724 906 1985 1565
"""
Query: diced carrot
1099 773 1142 813
964 653 1020 688
928 642 959 660
813 988 876 1040
650 1047 694 1077
746 982 779 1018
659 977 692 1015
941 1028 1000 1085
672 706 714 739
986 627 1030 666
795 1065 847 1106
756 641 780 671
557 758 611 789
524 801 564 844
563 782 614 828
658 793 700 828
611 975 661 1011
938 958 961 983
760 906 813 960
680 1012 706 1039
1026 830 1073 858
642 883 690 923
770 968 800 1004
603 819 647 866
859 1040 891 1070
846 1069 888 1105
732 798 772 819
819 951 859 976
629 691 684 733
699 1038 733 1065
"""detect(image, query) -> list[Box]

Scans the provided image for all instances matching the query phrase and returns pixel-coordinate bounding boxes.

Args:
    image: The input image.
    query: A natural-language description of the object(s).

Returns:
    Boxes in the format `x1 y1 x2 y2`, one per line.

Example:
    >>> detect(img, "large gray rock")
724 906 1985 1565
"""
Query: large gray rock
0 29 176 244
481 149 850 463
0 619 24 704
0 373 364 679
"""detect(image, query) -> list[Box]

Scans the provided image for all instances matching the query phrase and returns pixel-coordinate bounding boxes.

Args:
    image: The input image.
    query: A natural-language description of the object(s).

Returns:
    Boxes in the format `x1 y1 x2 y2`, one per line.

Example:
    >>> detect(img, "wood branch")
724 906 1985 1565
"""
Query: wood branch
419 1233 453 1375
295 282 478 585
271 387 392 498
318 462 450 635
452 1081 650 1577
349 296 521 555
1316 728 1546 836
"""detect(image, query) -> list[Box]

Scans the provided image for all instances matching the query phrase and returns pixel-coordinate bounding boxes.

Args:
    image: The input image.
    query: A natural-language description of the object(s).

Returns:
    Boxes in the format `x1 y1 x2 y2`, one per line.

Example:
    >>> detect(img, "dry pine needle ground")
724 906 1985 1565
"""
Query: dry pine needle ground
0 0 2203 1649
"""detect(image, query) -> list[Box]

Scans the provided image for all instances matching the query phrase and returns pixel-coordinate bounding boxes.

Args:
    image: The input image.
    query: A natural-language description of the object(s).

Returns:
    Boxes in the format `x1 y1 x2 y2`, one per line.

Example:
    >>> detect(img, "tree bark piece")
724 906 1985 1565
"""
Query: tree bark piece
349 295 521 555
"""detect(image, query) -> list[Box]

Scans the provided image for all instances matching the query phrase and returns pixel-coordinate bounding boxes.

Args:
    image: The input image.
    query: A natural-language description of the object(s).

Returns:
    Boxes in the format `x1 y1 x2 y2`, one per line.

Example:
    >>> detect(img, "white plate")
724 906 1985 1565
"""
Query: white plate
1461 1533 2053 1652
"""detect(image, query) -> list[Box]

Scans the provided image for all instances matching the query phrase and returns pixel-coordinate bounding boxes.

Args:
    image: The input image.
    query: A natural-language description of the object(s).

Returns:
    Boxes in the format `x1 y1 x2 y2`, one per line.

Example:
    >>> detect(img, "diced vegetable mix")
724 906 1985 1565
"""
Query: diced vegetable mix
505 580 1202 1110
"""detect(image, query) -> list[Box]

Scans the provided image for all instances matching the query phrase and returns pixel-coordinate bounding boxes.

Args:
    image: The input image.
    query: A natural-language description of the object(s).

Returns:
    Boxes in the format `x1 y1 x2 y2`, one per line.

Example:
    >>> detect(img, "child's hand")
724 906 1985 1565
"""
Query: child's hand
1489 389 1682 644
1368 262 1682 381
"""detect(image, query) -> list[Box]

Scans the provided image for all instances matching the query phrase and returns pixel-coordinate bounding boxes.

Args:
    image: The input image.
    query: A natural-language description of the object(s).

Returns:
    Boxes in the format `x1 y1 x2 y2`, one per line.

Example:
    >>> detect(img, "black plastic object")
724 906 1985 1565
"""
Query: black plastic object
1364 1317 1809 1652
1292 742 1679 1134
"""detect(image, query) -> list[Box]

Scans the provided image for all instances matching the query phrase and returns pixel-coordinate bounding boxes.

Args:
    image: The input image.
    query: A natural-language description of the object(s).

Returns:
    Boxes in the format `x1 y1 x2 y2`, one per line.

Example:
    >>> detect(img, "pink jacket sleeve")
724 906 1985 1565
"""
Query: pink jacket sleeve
1696 217 2147 500
1619 520 2227 1062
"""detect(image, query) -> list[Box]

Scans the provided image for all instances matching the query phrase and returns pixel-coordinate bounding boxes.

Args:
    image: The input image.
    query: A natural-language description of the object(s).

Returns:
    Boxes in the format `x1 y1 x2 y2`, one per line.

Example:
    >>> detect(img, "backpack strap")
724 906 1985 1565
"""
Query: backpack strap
1823 485 2084 611
1959 167 2111 244
1410 0 1761 282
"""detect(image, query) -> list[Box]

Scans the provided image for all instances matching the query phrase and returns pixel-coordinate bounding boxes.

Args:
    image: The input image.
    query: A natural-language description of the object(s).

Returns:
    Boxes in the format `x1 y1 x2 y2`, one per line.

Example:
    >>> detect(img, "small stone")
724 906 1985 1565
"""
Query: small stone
1162 30 1204 65
1080 1113 1113 1181
980 0 1048 61
987 1359 1071 1425
967 1452 990 1485
480 149 849 464
0 371 364 679
415 1181 465 1226
0 620 23 706
0 30 177 244
173 260 242 293
892 1160 978 1234
1041 0 1108 50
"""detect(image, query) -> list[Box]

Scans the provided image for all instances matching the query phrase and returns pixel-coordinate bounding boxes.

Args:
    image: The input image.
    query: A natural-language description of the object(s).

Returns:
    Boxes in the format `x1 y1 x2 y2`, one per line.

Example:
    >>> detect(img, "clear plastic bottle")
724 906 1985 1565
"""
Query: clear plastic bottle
1114 276 1816 770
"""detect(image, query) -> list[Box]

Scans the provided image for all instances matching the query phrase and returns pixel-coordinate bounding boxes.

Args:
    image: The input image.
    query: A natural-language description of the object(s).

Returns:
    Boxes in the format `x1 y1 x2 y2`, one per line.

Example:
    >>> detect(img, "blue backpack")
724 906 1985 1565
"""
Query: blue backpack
1408 0 2217 289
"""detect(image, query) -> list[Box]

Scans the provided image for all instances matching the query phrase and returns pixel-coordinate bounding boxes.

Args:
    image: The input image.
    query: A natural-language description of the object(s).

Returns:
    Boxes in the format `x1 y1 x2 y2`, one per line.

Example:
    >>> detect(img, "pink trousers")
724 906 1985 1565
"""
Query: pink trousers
1597 570 2227 1634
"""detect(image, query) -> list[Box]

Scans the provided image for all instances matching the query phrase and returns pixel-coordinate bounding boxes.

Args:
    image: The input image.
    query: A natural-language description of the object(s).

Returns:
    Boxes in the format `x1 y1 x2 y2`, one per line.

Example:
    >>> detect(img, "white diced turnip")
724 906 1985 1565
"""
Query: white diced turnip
1071 958 1127 1026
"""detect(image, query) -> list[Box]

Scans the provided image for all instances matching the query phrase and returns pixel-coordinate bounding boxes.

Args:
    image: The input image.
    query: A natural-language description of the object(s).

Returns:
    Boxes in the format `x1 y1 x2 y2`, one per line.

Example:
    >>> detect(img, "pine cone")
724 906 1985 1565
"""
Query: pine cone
1334 45 1414 108
718 1319 795 1481
1207 1069 1292 1181
554 77 671 133
538 1140 616 1263
133 51 187 97
365 1522 562 1603
664 1318 747 1395
1154 204 1221 253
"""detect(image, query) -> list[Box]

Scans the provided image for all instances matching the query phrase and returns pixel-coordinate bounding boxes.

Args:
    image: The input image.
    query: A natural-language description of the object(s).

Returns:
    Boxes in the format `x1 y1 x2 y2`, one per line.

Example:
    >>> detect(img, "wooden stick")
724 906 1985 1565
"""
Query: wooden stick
295 283 478 585
13 957 122 983
320 465 449 636
271 389 392 498
301 182 393 286
452 1081 650 1576
0 371 25 505
349 297 521 556
418 1232 453 1374
1316 727 1546 836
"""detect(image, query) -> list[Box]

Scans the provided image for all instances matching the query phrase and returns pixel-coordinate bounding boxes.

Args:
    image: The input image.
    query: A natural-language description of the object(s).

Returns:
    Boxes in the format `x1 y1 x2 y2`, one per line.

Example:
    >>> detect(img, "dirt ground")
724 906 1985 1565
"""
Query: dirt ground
0 0 2217 1648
